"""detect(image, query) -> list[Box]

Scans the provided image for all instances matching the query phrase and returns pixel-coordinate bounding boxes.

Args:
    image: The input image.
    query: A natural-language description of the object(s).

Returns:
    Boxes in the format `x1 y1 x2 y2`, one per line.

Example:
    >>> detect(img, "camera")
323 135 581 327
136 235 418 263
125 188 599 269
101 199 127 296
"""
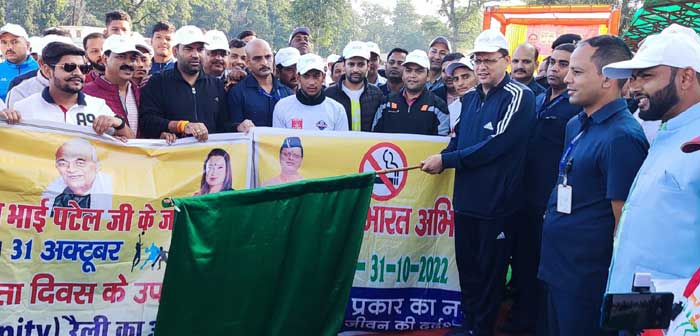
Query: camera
600 273 676 335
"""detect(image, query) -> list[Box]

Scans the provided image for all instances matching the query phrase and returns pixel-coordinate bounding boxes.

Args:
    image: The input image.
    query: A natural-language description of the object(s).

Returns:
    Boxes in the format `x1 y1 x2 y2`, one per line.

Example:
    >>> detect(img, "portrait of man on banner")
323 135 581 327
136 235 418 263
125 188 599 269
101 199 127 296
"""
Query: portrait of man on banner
263 136 305 187
194 148 234 196
42 138 113 215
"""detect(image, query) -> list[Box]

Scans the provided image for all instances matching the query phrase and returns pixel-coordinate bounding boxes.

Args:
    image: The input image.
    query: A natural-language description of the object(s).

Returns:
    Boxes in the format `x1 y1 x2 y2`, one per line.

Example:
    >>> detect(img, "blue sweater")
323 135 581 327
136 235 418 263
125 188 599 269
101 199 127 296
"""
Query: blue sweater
0 56 39 101
441 74 536 218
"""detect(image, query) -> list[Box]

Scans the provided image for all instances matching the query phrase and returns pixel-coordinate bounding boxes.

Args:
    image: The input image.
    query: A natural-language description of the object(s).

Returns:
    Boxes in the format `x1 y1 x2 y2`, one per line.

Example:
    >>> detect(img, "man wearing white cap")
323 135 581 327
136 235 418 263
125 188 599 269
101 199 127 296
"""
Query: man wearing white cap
203 30 229 79
443 57 476 133
6 34 74 108
5 42 134 139
0 23 39 101
272 54 347 131
420 29 536 336
275 47 301 93
366 42 386 86
372 50 449 136
326 41 384 132
139 25 231 142
325 53 340 86
537 35 648 336
604 24 700 300
83 35 143 135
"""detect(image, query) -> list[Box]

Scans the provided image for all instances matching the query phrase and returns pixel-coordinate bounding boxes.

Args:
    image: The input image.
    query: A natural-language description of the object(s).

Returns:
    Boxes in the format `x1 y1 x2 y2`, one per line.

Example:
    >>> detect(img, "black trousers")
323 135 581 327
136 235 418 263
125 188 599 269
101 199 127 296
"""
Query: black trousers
508 206 546 329
454 212 512 336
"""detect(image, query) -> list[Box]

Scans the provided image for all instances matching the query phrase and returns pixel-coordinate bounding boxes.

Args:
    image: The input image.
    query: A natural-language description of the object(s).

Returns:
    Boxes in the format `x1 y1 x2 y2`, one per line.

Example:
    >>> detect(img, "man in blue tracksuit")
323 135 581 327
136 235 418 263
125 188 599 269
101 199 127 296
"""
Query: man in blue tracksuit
422 30 536 336
0 23 39 101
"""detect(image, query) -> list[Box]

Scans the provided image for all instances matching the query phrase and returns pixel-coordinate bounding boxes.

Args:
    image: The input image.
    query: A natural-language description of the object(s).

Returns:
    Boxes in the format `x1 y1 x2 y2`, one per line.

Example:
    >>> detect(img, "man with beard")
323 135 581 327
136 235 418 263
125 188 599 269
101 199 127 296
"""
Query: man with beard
274 47 301 93
537 36 648 336
432 52 465 105
139 26 230 143
83 35 143 135
603 24 700 298
511 43 545 96
82 32 105 83
326 41 384 132
372 50 449 136
6 34 74 107
503 42 580 334
289 27 311 55
273 53 347 131
426 36 451 90
365 42 386 86
0 24 39 101
6 42 134 139
421 30 535 336
228 38 293 132
379 48 407 96
150 21 176 74
203 30 229 79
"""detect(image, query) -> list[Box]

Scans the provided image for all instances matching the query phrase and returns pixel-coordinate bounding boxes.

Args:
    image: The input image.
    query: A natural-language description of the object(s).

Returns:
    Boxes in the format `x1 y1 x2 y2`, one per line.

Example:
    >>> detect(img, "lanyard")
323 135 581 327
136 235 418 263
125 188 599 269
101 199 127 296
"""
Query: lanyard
558 131 583 184
538 94 567 118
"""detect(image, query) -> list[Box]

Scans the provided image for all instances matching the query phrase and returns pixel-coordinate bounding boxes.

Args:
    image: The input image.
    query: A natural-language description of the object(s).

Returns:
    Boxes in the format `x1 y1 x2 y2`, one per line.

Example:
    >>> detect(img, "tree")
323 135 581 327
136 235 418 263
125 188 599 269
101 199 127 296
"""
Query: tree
356 2 390 48
389 0 425 51
289 0 357 55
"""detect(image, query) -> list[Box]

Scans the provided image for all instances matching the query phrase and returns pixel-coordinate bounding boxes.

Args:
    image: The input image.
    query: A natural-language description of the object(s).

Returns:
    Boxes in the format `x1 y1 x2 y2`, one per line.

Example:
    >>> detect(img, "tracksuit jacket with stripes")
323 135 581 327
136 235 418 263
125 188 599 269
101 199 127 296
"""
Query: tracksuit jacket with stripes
441 74 536 218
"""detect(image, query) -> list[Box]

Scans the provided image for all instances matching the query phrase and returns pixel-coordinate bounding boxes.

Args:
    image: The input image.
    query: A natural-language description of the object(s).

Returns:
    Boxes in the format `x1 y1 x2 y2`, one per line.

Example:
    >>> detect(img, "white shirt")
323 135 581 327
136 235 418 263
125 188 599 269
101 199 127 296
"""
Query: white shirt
7 71 49 108
14 88 116 128
0 97 5 110
273 94 349 131
448 99 462 133
633 109 662 144
369 74 387 86
124 83 139 135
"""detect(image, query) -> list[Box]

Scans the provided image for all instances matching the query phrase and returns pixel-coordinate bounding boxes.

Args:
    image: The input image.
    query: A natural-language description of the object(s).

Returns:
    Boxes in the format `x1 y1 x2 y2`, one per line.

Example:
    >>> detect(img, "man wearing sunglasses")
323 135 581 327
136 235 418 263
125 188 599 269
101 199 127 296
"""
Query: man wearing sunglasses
7 42 134 139
421 29 536 336
84 35 144 136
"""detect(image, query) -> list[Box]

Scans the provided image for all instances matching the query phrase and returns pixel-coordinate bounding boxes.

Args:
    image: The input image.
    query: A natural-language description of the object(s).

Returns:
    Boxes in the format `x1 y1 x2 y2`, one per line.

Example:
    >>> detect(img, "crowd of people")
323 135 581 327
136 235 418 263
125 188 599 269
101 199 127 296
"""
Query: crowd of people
0 9 698 336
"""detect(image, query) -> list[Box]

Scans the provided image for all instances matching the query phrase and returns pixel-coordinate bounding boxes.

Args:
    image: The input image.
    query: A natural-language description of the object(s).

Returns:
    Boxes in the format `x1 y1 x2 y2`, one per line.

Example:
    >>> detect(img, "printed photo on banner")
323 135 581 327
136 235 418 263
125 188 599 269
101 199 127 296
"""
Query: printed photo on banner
42 138 113 217
195 148 234 196
263 136 305 187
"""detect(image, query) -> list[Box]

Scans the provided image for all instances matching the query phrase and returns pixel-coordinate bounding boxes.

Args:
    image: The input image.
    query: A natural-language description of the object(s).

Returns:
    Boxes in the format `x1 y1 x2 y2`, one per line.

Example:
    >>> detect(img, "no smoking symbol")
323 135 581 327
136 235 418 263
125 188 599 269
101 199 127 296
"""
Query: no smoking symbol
359 142 408 201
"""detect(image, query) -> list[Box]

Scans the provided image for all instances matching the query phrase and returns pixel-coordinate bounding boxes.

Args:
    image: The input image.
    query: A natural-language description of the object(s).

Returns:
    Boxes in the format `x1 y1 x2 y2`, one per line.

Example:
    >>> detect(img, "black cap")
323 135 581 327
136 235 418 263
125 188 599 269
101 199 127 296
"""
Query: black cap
289 27 310 43
552 34 582 49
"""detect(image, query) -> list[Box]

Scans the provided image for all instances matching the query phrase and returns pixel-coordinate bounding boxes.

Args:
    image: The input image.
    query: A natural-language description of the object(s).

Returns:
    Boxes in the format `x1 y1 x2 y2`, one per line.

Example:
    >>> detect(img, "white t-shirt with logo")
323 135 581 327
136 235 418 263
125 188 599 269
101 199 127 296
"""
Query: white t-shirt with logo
14 90 116 128
272 95 349 131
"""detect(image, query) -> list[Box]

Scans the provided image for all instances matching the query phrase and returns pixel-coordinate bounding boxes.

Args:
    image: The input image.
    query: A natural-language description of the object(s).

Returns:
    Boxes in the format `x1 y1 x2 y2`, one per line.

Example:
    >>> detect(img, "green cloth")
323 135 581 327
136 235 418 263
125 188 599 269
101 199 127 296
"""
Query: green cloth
155 173 375 336
623 0 700 50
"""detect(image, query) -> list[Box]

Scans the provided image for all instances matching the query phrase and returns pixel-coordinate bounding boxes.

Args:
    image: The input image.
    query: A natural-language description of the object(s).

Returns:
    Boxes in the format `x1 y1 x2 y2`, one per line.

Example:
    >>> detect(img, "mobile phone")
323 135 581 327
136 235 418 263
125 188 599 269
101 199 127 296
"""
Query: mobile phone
600 292 675 330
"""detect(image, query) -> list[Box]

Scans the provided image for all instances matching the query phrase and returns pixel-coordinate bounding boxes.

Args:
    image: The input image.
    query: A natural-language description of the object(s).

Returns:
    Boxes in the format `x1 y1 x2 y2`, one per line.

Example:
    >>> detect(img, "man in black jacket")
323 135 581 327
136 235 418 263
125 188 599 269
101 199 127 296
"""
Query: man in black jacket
325 41 384 132
139 25 230 143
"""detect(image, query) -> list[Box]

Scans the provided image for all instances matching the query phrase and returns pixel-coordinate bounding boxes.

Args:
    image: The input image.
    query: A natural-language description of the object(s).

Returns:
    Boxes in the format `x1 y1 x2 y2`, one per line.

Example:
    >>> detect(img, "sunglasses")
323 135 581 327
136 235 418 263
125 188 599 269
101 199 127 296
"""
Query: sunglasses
50 63 92 74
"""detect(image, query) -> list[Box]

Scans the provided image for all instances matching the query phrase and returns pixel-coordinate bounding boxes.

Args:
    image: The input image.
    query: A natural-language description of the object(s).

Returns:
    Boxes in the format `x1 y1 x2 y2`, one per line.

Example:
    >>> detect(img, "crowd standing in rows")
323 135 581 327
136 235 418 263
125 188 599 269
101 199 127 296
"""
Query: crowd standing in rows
0 10 699 336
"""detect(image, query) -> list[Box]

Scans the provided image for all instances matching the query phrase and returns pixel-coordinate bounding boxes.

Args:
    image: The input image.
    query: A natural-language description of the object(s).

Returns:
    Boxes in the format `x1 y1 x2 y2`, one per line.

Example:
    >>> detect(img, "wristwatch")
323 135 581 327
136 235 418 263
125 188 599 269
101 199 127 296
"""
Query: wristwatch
114 115 126 130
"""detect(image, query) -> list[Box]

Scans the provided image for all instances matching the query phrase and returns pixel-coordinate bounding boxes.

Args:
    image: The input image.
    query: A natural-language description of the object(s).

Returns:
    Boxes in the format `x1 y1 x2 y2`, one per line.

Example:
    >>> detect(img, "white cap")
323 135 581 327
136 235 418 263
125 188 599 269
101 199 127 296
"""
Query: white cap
0 23 28 39
131 32 153 55
446 57 474 76
471 29 509 55
275 47 300 67
343 41 370 60
173 25 207 47
326 54 340 64
28 36 43 54
204 30 229 51
297 53 325 75
35 35 75 56
603 24 700 78
404 49 430 69
366 42 380 56
103 34 143 55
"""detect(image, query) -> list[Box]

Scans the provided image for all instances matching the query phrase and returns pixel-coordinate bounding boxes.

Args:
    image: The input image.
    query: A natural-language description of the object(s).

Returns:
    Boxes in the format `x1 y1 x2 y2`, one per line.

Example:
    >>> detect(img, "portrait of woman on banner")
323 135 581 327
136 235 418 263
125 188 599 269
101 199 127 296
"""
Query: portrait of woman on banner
194 148 233 196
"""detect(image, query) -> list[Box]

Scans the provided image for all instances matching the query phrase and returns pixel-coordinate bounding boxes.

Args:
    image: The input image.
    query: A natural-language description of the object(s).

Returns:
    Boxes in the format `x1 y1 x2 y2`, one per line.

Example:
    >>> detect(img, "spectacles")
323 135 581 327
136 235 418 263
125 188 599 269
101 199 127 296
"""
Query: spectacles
471 56 505 66
50 63 92 74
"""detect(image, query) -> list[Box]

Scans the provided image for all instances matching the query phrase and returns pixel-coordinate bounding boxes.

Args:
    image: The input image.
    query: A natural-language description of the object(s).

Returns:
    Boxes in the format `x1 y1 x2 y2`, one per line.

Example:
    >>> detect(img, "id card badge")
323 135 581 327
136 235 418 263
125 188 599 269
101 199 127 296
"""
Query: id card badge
557 184 572 214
